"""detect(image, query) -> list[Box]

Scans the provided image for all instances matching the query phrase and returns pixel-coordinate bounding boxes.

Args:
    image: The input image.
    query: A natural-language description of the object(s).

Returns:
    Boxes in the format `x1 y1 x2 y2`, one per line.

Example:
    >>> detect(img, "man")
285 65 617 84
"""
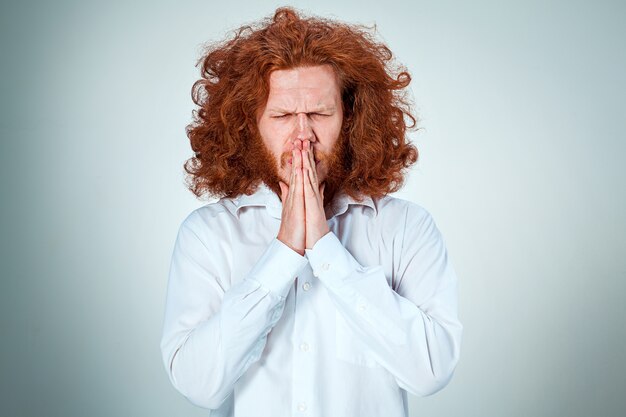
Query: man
160 7 462 417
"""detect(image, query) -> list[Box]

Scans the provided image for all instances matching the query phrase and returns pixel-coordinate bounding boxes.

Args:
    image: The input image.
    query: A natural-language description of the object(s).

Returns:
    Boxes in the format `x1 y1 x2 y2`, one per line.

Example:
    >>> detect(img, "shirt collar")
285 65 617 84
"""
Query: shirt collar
229 182 377 220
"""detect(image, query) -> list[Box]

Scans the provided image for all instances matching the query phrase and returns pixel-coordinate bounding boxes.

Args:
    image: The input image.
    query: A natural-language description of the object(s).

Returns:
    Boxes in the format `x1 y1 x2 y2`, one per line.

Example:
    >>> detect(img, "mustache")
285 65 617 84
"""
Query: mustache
280 149 325 168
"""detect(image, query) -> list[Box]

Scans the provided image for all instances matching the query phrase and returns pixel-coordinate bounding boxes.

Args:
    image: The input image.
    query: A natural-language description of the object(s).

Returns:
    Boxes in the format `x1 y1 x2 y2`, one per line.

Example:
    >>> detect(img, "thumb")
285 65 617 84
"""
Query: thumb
320 182 326 201
279 181 287 202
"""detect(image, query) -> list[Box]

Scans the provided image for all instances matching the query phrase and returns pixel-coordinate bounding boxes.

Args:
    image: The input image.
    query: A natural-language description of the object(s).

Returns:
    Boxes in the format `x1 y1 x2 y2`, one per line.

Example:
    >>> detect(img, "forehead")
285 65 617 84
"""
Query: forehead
265 65 341 107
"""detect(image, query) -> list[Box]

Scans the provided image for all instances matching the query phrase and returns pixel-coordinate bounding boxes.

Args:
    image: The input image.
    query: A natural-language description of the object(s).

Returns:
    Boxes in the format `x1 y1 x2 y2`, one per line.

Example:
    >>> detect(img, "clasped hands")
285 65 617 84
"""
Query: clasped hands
277 139 330 256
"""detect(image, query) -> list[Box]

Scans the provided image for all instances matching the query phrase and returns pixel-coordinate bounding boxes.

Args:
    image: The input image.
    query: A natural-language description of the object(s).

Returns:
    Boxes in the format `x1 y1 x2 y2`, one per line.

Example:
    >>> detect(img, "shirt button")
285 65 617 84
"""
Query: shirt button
358 303 367 312
302 282 311 291
321 262 330 271
297 402 307 412
300 342 309 352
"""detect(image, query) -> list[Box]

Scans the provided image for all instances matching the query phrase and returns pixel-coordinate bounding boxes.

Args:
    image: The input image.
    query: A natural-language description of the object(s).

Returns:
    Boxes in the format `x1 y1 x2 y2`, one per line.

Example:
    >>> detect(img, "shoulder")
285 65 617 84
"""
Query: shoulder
369 194 443 247
370 195 448 260
176 198 239 239
372 194 434 226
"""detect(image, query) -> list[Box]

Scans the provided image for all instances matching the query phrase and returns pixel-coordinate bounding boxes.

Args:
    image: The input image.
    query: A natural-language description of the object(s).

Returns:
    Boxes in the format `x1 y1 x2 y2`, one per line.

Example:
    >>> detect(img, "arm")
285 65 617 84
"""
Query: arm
160 217 309 409
305 208 463 397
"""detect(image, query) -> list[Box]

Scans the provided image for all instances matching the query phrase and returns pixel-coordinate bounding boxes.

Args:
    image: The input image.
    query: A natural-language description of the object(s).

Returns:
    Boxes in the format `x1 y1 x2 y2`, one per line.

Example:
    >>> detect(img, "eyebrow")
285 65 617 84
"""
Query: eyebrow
268 106 337 113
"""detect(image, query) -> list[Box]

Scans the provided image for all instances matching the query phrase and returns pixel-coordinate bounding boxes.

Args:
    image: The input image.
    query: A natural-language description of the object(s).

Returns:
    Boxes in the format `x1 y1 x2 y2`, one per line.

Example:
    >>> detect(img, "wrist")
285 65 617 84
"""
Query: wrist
277 234 305 256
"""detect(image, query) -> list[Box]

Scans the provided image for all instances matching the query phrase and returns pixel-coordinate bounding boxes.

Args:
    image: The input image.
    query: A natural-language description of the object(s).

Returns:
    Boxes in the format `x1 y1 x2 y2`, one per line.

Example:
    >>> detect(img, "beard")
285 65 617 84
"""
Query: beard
249 128 349 208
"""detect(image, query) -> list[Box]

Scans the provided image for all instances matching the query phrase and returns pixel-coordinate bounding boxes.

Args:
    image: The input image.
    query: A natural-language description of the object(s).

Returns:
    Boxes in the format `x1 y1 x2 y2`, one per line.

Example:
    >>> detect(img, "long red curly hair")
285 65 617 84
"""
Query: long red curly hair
184 6 419 203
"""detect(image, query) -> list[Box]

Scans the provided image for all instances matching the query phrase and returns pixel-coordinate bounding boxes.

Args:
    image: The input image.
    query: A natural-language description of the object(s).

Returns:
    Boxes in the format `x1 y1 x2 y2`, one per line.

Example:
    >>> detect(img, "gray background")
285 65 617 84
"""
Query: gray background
1 0 625 416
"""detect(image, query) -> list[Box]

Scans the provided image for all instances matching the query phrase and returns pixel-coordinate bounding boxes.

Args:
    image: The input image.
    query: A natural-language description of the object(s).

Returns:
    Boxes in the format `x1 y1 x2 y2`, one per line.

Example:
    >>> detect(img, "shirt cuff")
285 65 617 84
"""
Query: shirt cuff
304 231 361 290
246 238 310 298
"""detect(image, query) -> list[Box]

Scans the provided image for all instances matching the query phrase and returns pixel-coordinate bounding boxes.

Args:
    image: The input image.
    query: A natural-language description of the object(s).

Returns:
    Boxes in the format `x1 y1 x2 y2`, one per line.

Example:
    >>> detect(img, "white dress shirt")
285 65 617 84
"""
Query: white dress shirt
160 182 462 417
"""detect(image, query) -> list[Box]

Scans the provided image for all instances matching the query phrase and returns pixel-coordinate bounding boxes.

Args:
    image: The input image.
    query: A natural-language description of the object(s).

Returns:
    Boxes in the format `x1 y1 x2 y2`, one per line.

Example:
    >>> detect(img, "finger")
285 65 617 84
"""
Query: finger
304 140 315 170
303 149 317 200
302 142 310 167
294 154 304 212
294 142 303 169
301 147 311 186
308 155 320 200
303 147 321 204
279 181 287 202
305 142 319 187
294 147 304 204
288 149 296 206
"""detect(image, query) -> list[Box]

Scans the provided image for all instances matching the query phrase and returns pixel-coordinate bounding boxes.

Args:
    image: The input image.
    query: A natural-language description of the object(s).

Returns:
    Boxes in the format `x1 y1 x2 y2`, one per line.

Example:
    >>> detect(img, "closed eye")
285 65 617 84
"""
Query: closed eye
271 113 331 119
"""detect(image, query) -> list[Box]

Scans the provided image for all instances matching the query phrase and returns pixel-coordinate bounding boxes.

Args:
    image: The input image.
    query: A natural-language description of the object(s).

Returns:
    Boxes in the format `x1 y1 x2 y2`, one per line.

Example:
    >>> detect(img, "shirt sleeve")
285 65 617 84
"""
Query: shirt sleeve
304 209 463 397
160 216 309 409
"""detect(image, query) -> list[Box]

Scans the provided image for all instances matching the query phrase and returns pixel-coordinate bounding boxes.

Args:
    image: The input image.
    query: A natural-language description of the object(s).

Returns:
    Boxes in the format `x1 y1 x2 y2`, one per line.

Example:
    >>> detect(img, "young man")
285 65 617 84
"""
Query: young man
160 7 462 417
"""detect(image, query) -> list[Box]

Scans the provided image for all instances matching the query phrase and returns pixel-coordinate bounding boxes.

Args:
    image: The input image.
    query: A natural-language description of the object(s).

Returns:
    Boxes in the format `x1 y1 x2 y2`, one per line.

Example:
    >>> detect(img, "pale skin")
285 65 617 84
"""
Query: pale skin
256 65 343 256
277 138 329 256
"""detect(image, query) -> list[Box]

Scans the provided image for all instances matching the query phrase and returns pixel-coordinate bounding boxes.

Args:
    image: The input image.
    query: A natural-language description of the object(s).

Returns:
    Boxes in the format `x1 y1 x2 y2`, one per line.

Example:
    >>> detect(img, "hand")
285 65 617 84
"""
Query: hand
277 140 329 255
301 139 329 249
277 143 306 256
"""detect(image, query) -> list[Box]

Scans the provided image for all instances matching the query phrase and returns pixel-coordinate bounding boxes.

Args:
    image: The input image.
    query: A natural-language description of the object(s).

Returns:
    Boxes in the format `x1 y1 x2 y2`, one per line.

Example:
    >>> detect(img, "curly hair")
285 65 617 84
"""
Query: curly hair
184 6 419 202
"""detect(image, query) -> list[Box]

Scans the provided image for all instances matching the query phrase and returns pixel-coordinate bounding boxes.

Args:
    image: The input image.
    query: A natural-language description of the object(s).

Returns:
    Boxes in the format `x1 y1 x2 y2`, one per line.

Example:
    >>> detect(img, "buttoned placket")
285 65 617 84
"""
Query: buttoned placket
292 267 316 416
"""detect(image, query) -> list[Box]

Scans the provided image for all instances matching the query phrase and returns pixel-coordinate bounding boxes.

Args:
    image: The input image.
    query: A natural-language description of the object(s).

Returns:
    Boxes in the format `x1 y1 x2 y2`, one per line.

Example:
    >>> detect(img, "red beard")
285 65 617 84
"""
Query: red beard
249 129 349 207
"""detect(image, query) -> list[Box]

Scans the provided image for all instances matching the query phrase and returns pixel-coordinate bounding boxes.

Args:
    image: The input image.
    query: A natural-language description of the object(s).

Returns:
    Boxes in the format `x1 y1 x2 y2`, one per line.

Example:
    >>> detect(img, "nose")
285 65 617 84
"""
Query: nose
294 113 315 142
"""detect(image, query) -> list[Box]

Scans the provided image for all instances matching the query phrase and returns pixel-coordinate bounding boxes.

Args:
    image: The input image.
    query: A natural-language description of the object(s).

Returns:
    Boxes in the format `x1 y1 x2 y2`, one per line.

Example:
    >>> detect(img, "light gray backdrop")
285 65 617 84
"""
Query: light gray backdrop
1 0 624 416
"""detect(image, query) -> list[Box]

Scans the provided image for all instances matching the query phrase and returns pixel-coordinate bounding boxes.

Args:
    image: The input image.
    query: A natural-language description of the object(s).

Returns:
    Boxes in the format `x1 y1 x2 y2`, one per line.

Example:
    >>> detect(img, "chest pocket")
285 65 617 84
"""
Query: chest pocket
335 310 381 368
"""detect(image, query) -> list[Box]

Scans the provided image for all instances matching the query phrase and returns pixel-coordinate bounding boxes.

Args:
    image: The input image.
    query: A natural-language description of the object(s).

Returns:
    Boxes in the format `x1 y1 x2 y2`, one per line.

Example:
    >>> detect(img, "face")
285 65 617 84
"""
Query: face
256 65 344 186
